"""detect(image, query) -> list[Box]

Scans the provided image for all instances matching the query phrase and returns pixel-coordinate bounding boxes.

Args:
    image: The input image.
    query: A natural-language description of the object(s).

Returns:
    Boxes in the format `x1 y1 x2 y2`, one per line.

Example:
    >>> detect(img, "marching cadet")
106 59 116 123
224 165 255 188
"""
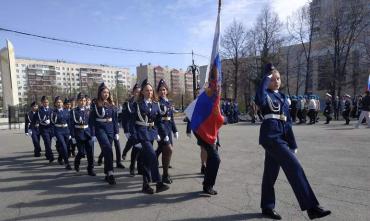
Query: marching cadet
323 93 333 124
355 91 370 128
35 96 55 163
255 63 331 220
89 83 119 185
342 94 352 125
25 101 42 157
70 93 96 176
121 83 142 176
233 100 240 123
51 96 72 170
129 79 169 194
155 79 179 184
64 98 76 157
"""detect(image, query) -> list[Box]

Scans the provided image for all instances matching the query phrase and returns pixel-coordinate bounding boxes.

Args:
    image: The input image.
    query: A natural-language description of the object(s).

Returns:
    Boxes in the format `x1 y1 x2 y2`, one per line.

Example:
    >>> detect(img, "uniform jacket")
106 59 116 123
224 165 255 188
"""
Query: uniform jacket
25 111 39 134
129 100 164 142
70 106 91 141
157 97 177 139
121 97 135 133
51 108 70 136
255 75 297 150
89 102 119 136
324 100 333 114
34 106 53 133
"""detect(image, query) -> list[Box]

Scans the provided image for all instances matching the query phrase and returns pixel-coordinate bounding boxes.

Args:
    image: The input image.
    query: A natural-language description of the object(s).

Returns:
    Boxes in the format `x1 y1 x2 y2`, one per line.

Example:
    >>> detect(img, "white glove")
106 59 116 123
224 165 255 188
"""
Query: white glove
174 132 179 139
52 136 57 141
45 119 50 124
267 74 273 78
291 149 298 154
71 138 77 144
92 136 97 142
157 135 161 141
25 133 30 137
164 136 170 142
124 133 130 139
115 134 119 140
68 136 72 140
28 131 33 136
186 133 191 138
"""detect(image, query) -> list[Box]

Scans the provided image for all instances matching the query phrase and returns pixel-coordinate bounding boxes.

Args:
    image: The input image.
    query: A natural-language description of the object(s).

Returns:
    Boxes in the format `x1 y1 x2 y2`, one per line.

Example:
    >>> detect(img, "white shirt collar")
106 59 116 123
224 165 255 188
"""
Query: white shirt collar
144 99 152 104
58 108 63 111
273 90 279 93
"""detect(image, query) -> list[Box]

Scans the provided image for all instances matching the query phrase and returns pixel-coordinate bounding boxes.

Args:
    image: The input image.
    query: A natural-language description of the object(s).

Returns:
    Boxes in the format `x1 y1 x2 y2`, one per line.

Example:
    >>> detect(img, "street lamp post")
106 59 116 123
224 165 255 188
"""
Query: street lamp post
187 50 199 100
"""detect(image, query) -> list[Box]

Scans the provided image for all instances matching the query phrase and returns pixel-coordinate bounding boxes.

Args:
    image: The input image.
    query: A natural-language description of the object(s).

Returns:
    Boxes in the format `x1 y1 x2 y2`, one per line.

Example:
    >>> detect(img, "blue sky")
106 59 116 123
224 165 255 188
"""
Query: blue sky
0 0 307 74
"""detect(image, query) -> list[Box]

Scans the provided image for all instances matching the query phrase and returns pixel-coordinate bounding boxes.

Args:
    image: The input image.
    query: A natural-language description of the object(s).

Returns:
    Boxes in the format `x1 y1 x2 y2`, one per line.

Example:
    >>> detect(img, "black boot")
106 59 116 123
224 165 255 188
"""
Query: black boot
201 165 206 175
162 175 173 184
142 183 154 194
97 158 103 166
87 169 96 176
74 164 80 172
105 175 116 185
203 186 217 195
129 166 135 176
65 164 72 170
262 208 282 220
116 162 125 169
307 206 331 220
156 182 170 193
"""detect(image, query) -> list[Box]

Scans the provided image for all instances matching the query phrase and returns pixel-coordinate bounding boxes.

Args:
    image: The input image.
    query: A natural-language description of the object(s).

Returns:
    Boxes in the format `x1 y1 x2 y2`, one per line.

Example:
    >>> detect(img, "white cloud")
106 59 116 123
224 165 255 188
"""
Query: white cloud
270 0 309 22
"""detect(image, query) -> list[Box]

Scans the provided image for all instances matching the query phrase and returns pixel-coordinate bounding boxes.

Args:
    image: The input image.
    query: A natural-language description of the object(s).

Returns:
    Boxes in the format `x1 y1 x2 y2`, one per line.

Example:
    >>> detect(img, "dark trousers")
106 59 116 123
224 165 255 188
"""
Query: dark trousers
122 137 136 156
203 142 221 188
342 110 350 124
324 112 332 123
308 109 316 124
98 138 121 164
96 129 114 174
40 130 54 160
140 141 161 184
55 133 70 165
261 141 319 211
130 145 142 171
30 129 41 155
334 110 339 120
290 109 297 122
75 139 94 171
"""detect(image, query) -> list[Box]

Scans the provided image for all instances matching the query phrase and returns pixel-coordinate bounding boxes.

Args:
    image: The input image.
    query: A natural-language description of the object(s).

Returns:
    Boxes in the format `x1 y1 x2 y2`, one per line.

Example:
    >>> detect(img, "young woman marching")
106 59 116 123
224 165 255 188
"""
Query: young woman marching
255 63 331 220
70 93 96 176
51 96 72 170
155 79 178 184
89 83 119 185
129 79 169 194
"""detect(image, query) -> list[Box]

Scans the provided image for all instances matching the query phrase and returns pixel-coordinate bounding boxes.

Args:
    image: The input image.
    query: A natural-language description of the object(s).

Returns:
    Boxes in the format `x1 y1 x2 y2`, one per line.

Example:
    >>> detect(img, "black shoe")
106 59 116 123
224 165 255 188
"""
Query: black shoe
162 175 173 184
169 165 173 169
97 159 102 166
129 167 135 176
307 206 331 220
122 154 126 160
203 186 218 195
49 158 55 163
88 170 96 176
34 153 41 157
106 175 116 185
72 152 76 157
74 165 80 172
201 165 206 174
262 208 282 220
116 162 125 169
142 184 154 194
65 164 72 170
156 182 170 193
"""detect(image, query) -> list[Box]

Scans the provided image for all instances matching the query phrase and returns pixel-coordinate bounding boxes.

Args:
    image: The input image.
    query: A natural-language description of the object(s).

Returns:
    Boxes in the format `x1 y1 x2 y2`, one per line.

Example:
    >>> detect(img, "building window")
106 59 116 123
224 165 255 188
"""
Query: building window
62 67 65 70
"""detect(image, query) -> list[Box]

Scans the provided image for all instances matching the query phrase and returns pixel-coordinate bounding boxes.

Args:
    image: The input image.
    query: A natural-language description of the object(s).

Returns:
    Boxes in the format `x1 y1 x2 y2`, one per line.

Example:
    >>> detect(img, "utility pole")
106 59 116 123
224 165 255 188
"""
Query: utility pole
187 50 199 99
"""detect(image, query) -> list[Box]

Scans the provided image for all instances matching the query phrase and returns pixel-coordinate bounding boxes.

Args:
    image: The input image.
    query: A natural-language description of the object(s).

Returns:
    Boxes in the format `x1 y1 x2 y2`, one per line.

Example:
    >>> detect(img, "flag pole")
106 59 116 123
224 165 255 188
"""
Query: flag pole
218 0 221 13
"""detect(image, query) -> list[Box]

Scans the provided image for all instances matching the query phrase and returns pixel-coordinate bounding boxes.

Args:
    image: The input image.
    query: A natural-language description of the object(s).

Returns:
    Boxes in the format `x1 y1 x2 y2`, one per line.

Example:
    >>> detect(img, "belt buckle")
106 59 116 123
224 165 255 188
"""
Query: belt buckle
280 115 285 121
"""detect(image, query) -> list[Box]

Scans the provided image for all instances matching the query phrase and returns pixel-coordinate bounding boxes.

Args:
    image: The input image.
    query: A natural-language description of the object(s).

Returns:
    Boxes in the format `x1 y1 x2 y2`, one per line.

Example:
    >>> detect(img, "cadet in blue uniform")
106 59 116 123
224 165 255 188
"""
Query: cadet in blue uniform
89 83 119 185
255 64 331 220
35 96 55 163
129 79 169 194
70 93 96 176
25 101 42 157
64 98 76 157
51 96 72 170
155 79 179 184
121 83 142 176
342 94 351 125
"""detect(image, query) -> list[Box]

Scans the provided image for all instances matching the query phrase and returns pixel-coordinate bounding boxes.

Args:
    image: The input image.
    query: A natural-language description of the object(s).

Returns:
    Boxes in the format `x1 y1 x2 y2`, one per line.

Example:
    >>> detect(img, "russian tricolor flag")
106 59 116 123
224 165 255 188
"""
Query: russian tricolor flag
185 0 224 145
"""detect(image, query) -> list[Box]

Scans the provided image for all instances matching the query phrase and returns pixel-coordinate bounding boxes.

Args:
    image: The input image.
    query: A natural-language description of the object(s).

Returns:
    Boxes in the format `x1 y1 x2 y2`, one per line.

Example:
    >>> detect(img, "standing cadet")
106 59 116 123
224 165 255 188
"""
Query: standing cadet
70 93 96 176
121 83 142 176
233 100 240 123
290 96 298 123
255 64 331 220
35 96 55 163
25 101 42 157
342 94 351 125
307 95 317 124
156 79 179 184
64 98 76 157
129 79 169 194
323 93 333 124
90 83 119 185
51 96 72 170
